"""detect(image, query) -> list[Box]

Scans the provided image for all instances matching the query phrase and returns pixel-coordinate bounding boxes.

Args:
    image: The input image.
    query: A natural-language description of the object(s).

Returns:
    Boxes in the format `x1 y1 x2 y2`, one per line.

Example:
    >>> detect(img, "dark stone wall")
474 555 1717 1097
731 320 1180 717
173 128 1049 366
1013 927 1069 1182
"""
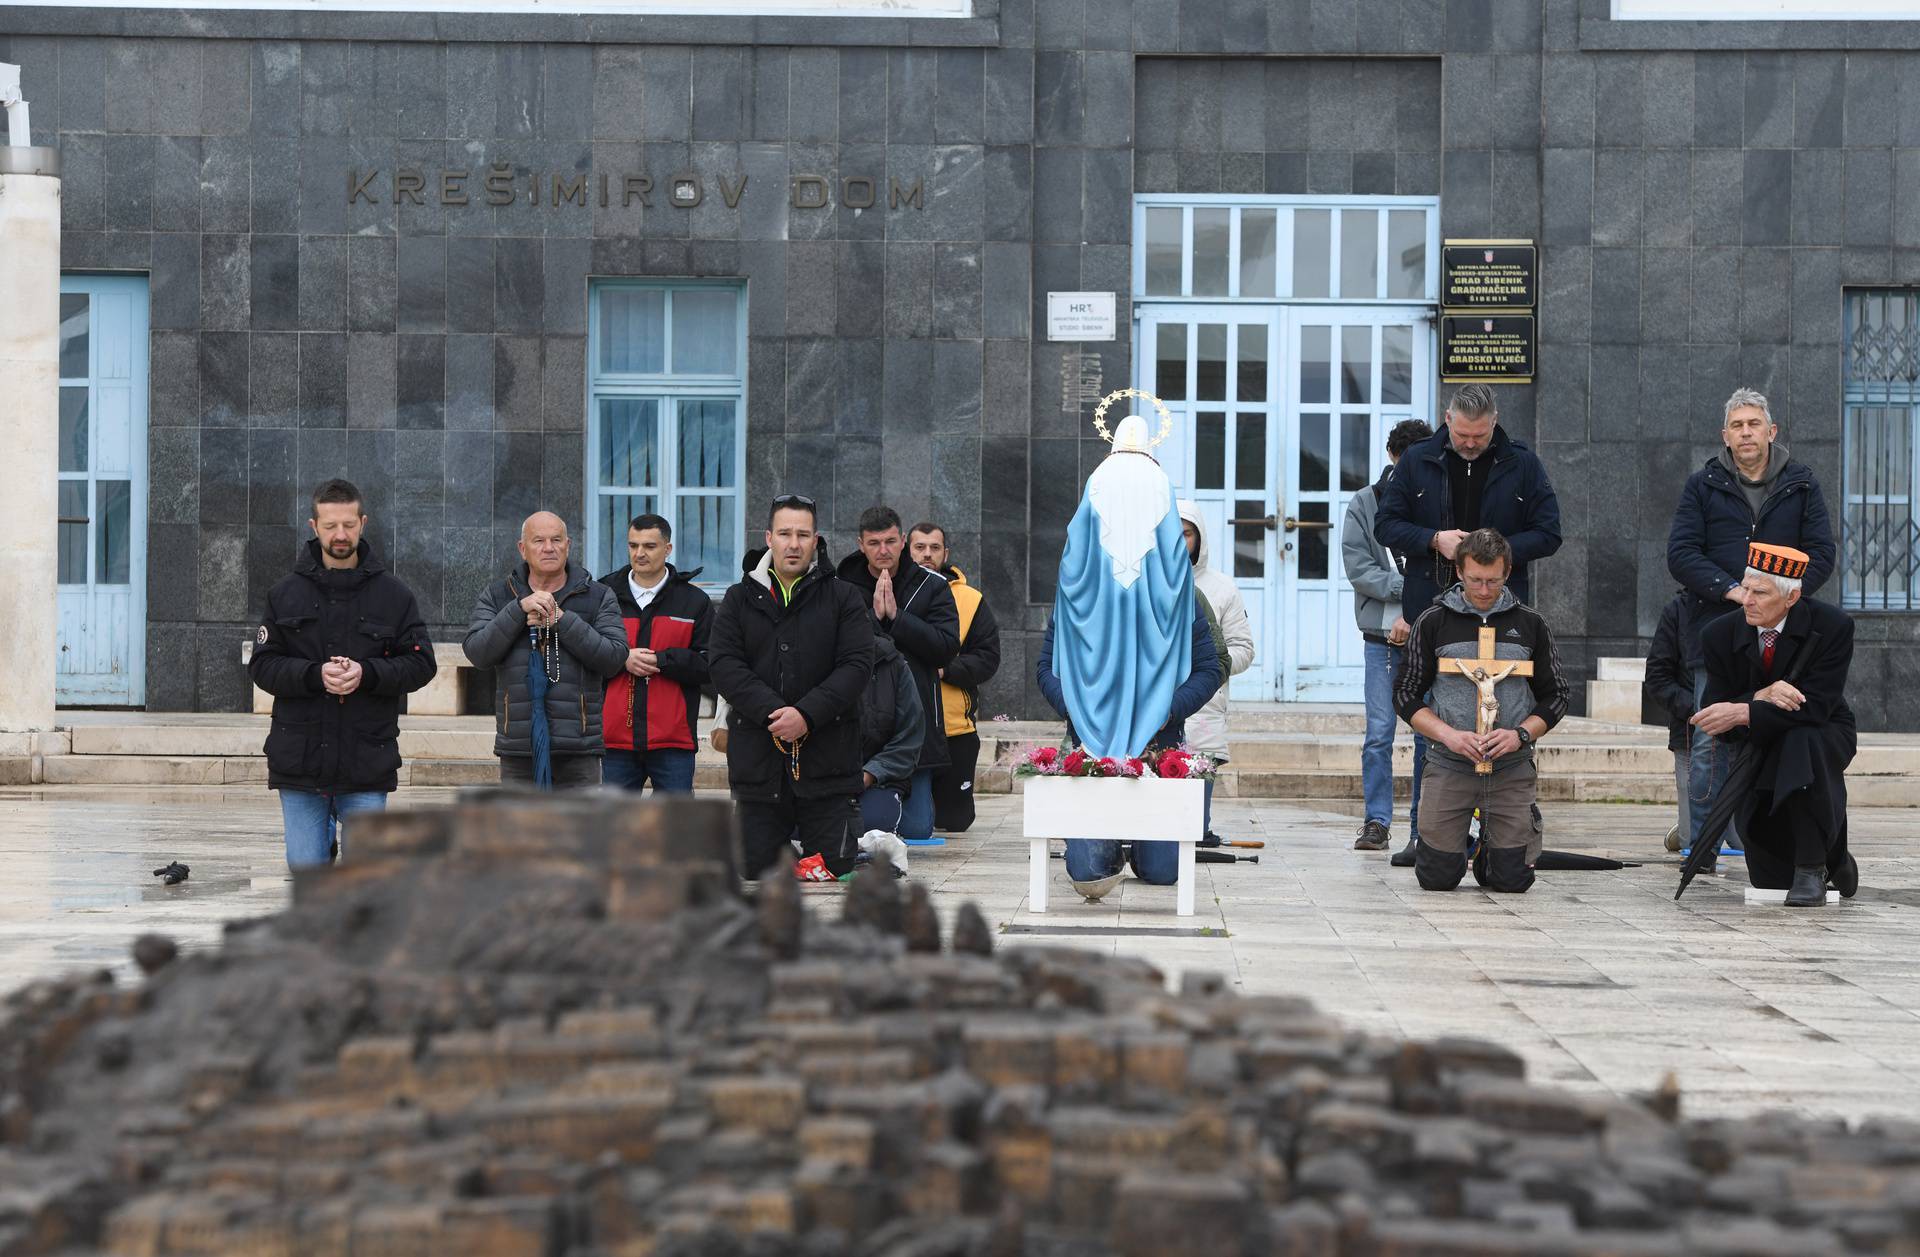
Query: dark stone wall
4 0 1918 728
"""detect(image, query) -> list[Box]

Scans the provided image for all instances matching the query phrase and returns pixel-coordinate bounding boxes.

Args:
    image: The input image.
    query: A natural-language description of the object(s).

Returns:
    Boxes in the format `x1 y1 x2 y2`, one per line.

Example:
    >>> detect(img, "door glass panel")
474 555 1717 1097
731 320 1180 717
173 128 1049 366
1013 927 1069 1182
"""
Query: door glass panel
1298 501 1330 578
669 290 738 375
1381 325 1413 405
96 480 131 584
1239 209 1277 298
1291 209 1330 299
1145 207 1183 295
1192 208 1230 297
1195 412 1226 489
1299 325 1331 403
1300 413 1329 491
1156 323 1188 401
1233 499 1265 579
598 493 658 575
1388 209 1427 299
59 388 88 473
1235 414 1265 491
678 399 737 487
1341 414 1371 491
1196 324 1227 401
1340 209 1378 299
599 398 660 486
58 481 87 584
598 289 666 373
1236 324 1267 402
676 495 737 582
1341 325 1373 404
59 294 89 379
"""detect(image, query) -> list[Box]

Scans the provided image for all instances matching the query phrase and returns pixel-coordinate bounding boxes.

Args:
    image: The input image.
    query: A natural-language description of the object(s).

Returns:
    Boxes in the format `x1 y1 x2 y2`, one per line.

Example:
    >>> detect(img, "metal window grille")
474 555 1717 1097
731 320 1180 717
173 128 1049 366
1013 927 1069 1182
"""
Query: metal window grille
1843 290 1920 610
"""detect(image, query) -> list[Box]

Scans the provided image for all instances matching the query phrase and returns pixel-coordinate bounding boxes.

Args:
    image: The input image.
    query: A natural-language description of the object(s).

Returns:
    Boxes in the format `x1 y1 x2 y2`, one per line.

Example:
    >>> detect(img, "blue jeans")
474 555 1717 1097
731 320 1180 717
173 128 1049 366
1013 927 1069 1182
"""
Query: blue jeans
278 789 386 869
900 768 935 841
1688 672 1739 853
1362 639 1425 838
1063 838 1181 885
602 747 696 793
859 783 906 834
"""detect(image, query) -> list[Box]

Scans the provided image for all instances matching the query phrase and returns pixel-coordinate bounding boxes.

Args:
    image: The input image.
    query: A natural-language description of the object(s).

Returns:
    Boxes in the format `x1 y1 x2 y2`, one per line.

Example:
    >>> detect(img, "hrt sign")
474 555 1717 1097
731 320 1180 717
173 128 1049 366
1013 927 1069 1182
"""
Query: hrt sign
1046 292 1117 342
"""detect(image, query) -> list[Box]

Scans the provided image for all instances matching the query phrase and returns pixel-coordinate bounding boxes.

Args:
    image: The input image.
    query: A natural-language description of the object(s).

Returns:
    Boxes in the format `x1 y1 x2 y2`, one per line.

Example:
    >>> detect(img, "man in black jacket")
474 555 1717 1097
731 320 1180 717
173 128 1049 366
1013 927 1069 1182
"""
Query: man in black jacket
249 480 437 869
835 506 960 844
711 495 876 881
909 521 1002 835
1643 592 1697 854
597 513 712 794
1374 383 1563 619
1665 388 1836 864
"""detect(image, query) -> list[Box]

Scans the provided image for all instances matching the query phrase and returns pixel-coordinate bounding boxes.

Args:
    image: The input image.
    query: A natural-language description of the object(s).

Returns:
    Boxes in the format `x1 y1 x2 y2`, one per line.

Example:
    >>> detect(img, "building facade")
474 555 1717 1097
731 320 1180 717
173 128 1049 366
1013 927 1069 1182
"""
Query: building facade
4 0 1919 726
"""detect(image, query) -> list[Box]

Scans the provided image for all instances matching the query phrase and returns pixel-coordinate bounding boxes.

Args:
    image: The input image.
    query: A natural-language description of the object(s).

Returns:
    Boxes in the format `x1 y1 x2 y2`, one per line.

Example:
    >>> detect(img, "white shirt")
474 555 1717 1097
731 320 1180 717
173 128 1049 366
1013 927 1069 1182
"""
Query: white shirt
629 570 667 613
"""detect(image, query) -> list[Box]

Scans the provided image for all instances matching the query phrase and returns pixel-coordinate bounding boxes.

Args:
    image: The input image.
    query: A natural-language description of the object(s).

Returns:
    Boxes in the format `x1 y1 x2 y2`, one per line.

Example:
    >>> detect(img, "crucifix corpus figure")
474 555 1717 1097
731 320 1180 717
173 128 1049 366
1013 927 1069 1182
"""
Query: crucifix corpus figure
1393 528 1571 894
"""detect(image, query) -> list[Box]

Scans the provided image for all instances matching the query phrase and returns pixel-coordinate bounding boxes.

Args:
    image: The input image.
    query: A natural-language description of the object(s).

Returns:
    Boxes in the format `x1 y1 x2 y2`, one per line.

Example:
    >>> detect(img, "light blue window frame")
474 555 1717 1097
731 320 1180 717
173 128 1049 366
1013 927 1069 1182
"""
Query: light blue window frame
586 280 748 593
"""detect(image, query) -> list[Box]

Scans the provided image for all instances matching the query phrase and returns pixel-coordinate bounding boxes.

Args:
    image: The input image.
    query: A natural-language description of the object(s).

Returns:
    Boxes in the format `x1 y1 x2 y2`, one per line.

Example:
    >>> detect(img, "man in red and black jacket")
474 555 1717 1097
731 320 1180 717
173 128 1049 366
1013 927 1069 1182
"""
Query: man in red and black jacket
597 513 713 793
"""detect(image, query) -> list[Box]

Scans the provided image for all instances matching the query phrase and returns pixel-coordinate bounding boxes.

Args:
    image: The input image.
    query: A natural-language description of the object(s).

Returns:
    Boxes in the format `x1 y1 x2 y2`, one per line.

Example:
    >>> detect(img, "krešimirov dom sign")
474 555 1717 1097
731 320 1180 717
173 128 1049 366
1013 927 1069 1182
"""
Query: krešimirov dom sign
347 166 926 211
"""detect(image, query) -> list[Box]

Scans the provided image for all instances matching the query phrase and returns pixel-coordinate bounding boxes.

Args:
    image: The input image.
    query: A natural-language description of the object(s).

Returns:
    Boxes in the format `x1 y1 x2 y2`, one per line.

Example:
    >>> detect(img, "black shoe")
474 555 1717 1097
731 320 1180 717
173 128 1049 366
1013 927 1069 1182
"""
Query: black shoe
1831 853 1859 899
1200 831 1223 849
1389 838 1419 867
1353 820 1390 851
1784 865 1828 907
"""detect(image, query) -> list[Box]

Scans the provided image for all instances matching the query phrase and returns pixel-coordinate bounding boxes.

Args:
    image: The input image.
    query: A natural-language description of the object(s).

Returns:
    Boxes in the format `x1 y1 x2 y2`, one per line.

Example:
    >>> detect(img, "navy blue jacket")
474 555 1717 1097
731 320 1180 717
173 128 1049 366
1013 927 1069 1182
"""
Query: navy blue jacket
1372 425 1563 617
1664 454 1834 660
1035 600 1222 751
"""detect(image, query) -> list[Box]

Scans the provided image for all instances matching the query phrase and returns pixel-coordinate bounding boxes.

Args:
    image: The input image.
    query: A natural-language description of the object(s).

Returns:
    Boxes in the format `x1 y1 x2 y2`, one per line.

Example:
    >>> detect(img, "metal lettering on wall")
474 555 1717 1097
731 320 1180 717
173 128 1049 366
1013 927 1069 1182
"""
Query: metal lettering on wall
1061 351 1104 416
347 167 925 210
1440 237 1537 384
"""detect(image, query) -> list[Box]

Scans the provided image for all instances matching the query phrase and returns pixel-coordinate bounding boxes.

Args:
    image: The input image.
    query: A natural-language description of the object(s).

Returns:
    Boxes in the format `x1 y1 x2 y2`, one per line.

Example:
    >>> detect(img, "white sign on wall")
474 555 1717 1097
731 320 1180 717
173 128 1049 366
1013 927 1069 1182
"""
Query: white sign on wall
1614 0 1920 17
1046 292 1117 343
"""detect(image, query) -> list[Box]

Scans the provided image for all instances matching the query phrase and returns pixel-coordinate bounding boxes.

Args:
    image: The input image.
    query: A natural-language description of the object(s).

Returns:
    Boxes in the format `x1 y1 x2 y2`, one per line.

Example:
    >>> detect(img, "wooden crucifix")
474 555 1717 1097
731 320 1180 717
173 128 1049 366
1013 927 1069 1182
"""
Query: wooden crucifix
1437 626 1534 775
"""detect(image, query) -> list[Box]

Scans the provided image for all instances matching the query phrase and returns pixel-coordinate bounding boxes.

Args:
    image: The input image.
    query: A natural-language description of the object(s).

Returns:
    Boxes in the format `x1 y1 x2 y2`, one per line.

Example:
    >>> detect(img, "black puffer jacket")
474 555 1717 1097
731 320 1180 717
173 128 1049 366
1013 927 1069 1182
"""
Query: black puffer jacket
834 552 960 772
249 539 437 793
709 551 875 799
463 562 629 758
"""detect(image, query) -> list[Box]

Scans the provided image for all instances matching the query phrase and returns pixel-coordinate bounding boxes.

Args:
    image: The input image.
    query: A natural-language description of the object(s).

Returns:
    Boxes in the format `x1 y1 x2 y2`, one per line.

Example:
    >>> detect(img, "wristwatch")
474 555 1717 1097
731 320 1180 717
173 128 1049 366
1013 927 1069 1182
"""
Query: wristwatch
1515 727 1534 750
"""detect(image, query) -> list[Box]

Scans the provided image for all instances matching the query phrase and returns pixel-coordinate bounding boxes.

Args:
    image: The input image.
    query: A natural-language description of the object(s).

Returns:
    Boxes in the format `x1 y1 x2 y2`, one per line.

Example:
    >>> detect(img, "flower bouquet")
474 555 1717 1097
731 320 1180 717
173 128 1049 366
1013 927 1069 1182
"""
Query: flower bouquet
1015 743 1219 781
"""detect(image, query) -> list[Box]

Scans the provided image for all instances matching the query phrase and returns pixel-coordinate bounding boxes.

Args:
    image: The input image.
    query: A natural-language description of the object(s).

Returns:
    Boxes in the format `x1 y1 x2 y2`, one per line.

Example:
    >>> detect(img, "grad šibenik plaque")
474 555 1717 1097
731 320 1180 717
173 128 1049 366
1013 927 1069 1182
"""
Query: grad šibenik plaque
1441 241 1537 310
1440 315 1536 384
1440 237 1536 383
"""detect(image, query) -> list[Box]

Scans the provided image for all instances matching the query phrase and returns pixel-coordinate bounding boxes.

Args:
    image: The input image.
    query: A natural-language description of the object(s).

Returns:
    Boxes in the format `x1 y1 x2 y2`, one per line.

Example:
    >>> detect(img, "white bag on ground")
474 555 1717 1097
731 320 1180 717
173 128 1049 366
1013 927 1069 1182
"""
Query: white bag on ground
858 830 910 875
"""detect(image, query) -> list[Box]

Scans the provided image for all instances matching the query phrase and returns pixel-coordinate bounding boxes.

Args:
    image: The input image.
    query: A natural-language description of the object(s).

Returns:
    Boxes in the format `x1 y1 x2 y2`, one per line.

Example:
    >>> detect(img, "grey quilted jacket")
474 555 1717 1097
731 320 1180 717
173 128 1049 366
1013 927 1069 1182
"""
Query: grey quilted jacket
464 562 629 758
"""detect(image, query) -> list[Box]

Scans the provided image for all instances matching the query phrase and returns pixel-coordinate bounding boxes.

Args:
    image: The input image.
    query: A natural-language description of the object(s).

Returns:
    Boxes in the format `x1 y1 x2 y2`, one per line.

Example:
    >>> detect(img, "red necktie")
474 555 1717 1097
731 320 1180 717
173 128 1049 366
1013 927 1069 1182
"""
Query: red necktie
1761 628 1779 672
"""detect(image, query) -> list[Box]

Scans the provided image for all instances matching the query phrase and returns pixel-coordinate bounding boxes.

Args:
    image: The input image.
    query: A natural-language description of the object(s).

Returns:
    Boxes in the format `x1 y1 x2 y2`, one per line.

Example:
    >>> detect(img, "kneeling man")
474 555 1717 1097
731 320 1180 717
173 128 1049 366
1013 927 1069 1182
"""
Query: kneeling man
1394 529 1570 893
1692 544 1857 906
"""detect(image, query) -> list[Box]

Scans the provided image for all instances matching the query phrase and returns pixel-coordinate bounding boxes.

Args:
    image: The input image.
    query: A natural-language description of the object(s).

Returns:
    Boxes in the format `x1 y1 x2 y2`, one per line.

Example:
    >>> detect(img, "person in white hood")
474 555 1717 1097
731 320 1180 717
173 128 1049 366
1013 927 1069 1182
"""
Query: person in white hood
1175 501 1255 844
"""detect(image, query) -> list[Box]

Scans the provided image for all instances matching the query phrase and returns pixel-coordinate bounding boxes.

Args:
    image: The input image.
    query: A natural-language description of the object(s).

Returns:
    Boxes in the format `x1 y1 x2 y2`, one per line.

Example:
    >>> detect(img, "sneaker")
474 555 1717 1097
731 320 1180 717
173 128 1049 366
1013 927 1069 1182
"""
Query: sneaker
794 854 835 882
1389 838 1419 868
1354 820 1390 851
1068 871 1126 902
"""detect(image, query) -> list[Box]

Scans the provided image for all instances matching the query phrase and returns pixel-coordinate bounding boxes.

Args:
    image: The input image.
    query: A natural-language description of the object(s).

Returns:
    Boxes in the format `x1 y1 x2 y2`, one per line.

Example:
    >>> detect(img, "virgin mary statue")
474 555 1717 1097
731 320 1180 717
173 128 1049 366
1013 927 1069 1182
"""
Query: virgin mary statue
1051 407 1195 759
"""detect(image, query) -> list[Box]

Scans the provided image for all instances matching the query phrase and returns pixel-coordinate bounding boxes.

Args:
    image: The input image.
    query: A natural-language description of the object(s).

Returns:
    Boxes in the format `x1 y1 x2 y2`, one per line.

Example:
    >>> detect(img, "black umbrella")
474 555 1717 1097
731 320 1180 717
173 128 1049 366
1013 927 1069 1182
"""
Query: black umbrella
1674 630 1821 901
1537 851 1640 871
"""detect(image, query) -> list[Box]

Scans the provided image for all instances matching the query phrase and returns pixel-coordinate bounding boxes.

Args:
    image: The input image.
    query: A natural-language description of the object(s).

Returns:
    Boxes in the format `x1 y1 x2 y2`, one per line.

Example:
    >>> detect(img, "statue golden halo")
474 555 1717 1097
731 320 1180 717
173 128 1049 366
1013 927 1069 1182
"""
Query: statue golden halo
1092 387 1175 449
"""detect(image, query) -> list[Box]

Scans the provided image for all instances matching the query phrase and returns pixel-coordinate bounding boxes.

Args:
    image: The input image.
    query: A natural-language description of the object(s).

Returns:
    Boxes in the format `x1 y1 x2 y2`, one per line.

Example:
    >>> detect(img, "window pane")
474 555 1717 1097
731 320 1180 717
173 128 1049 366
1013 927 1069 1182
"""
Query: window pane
1196 323 1227 401
96 480 131 585
678 399 737 488
1299 412 1329 492
1145 207 1183 295
670 290 738 375
599 398 659 487
1298 501 1329 578
1292 209 1330 299
59 387 88 473
58 481 87 584
1236 324 1267 402
1195 412 1225 489
598 493 658 576
676 495 738 584
599 289 666 374
1192 208 1231 297
59 294 88 379
1381 325 1413 406
1234 499 1265 579
1299 325 1331 403
1239 209 1277 298
1341 414 1370 491
1156 323 1188 401
1340 209 1379 299
1235 413 1265 491
1388 210 1427 300
1342 325 1373 404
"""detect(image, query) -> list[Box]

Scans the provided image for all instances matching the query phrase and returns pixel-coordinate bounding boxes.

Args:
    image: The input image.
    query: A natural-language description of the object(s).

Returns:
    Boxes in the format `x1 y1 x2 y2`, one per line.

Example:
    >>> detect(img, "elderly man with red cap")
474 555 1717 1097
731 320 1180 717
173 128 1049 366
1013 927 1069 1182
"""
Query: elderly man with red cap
1692 543 1857 907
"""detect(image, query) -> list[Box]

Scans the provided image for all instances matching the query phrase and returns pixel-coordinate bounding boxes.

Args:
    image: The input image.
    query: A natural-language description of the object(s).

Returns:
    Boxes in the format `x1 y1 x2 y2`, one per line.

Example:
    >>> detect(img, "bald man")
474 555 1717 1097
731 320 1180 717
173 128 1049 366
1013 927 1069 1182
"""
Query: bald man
465 512 629 787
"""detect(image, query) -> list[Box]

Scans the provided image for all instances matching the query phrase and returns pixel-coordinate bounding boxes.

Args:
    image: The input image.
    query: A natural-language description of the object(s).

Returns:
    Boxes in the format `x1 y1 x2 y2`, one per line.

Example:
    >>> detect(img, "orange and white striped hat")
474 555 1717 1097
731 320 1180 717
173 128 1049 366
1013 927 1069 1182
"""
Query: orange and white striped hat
1748 542 1809 580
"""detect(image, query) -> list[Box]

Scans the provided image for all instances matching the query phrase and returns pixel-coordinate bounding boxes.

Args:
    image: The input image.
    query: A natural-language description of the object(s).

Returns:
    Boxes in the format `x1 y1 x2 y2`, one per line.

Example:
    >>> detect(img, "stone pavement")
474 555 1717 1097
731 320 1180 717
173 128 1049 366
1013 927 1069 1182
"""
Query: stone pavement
3 786 1917 1125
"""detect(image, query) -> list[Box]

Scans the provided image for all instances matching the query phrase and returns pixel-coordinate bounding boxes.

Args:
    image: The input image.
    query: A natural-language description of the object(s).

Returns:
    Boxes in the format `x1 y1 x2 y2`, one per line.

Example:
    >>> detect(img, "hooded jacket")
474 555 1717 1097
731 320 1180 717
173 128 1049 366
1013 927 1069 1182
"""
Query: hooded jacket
936 567 1002 738
1664 446 1835 661
1175 502 1256 757
1341 468 1405 639
596 564 713 754
249 538 437 794
835 551 961 772
464 561 630 759
862 634 925 792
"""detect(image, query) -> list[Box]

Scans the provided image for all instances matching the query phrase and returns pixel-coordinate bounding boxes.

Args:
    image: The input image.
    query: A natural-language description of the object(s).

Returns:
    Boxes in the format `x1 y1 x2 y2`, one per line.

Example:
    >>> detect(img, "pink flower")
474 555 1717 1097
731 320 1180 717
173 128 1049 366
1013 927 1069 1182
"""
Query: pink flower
1095 757 1120 777
1122 757 1146 779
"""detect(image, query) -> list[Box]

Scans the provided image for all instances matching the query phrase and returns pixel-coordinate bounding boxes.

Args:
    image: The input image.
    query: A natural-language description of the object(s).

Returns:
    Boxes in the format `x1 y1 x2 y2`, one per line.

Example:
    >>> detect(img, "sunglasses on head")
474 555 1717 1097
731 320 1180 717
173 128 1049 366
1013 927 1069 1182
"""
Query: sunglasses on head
771 494 816 510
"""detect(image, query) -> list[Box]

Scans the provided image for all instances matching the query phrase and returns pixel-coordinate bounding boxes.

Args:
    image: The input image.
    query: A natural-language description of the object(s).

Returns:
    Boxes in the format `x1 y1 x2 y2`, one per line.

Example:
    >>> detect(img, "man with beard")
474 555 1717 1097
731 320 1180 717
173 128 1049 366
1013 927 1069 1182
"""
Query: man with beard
465 512 629 788
907 521 1001 835
249 479 437 868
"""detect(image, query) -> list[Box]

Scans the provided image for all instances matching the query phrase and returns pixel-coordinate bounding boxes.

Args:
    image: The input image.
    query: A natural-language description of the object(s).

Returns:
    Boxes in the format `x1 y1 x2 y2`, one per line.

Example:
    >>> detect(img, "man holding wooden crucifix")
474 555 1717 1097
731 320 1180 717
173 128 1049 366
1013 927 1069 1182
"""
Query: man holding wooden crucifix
1393 528 1572 894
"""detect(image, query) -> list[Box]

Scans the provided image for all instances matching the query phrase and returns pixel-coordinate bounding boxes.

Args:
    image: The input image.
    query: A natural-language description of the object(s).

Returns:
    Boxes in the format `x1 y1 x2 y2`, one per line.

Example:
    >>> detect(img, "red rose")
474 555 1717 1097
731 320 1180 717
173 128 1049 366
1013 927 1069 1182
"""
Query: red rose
1096 757 1119 777
1123 757 1146 778
1157 749 1190 779
1062 749 1088 776
1032 746 1060 767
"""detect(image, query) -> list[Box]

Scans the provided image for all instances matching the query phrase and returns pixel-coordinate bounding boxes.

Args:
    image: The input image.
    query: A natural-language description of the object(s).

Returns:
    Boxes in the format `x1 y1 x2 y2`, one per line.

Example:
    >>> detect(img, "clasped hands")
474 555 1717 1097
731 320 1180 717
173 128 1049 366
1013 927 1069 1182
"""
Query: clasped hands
871 568 898 621
320 656 363 696
767 706 809 742
1690 682 1803 735
1442 725 1522 763
625 647 661 678
518 590 562 628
